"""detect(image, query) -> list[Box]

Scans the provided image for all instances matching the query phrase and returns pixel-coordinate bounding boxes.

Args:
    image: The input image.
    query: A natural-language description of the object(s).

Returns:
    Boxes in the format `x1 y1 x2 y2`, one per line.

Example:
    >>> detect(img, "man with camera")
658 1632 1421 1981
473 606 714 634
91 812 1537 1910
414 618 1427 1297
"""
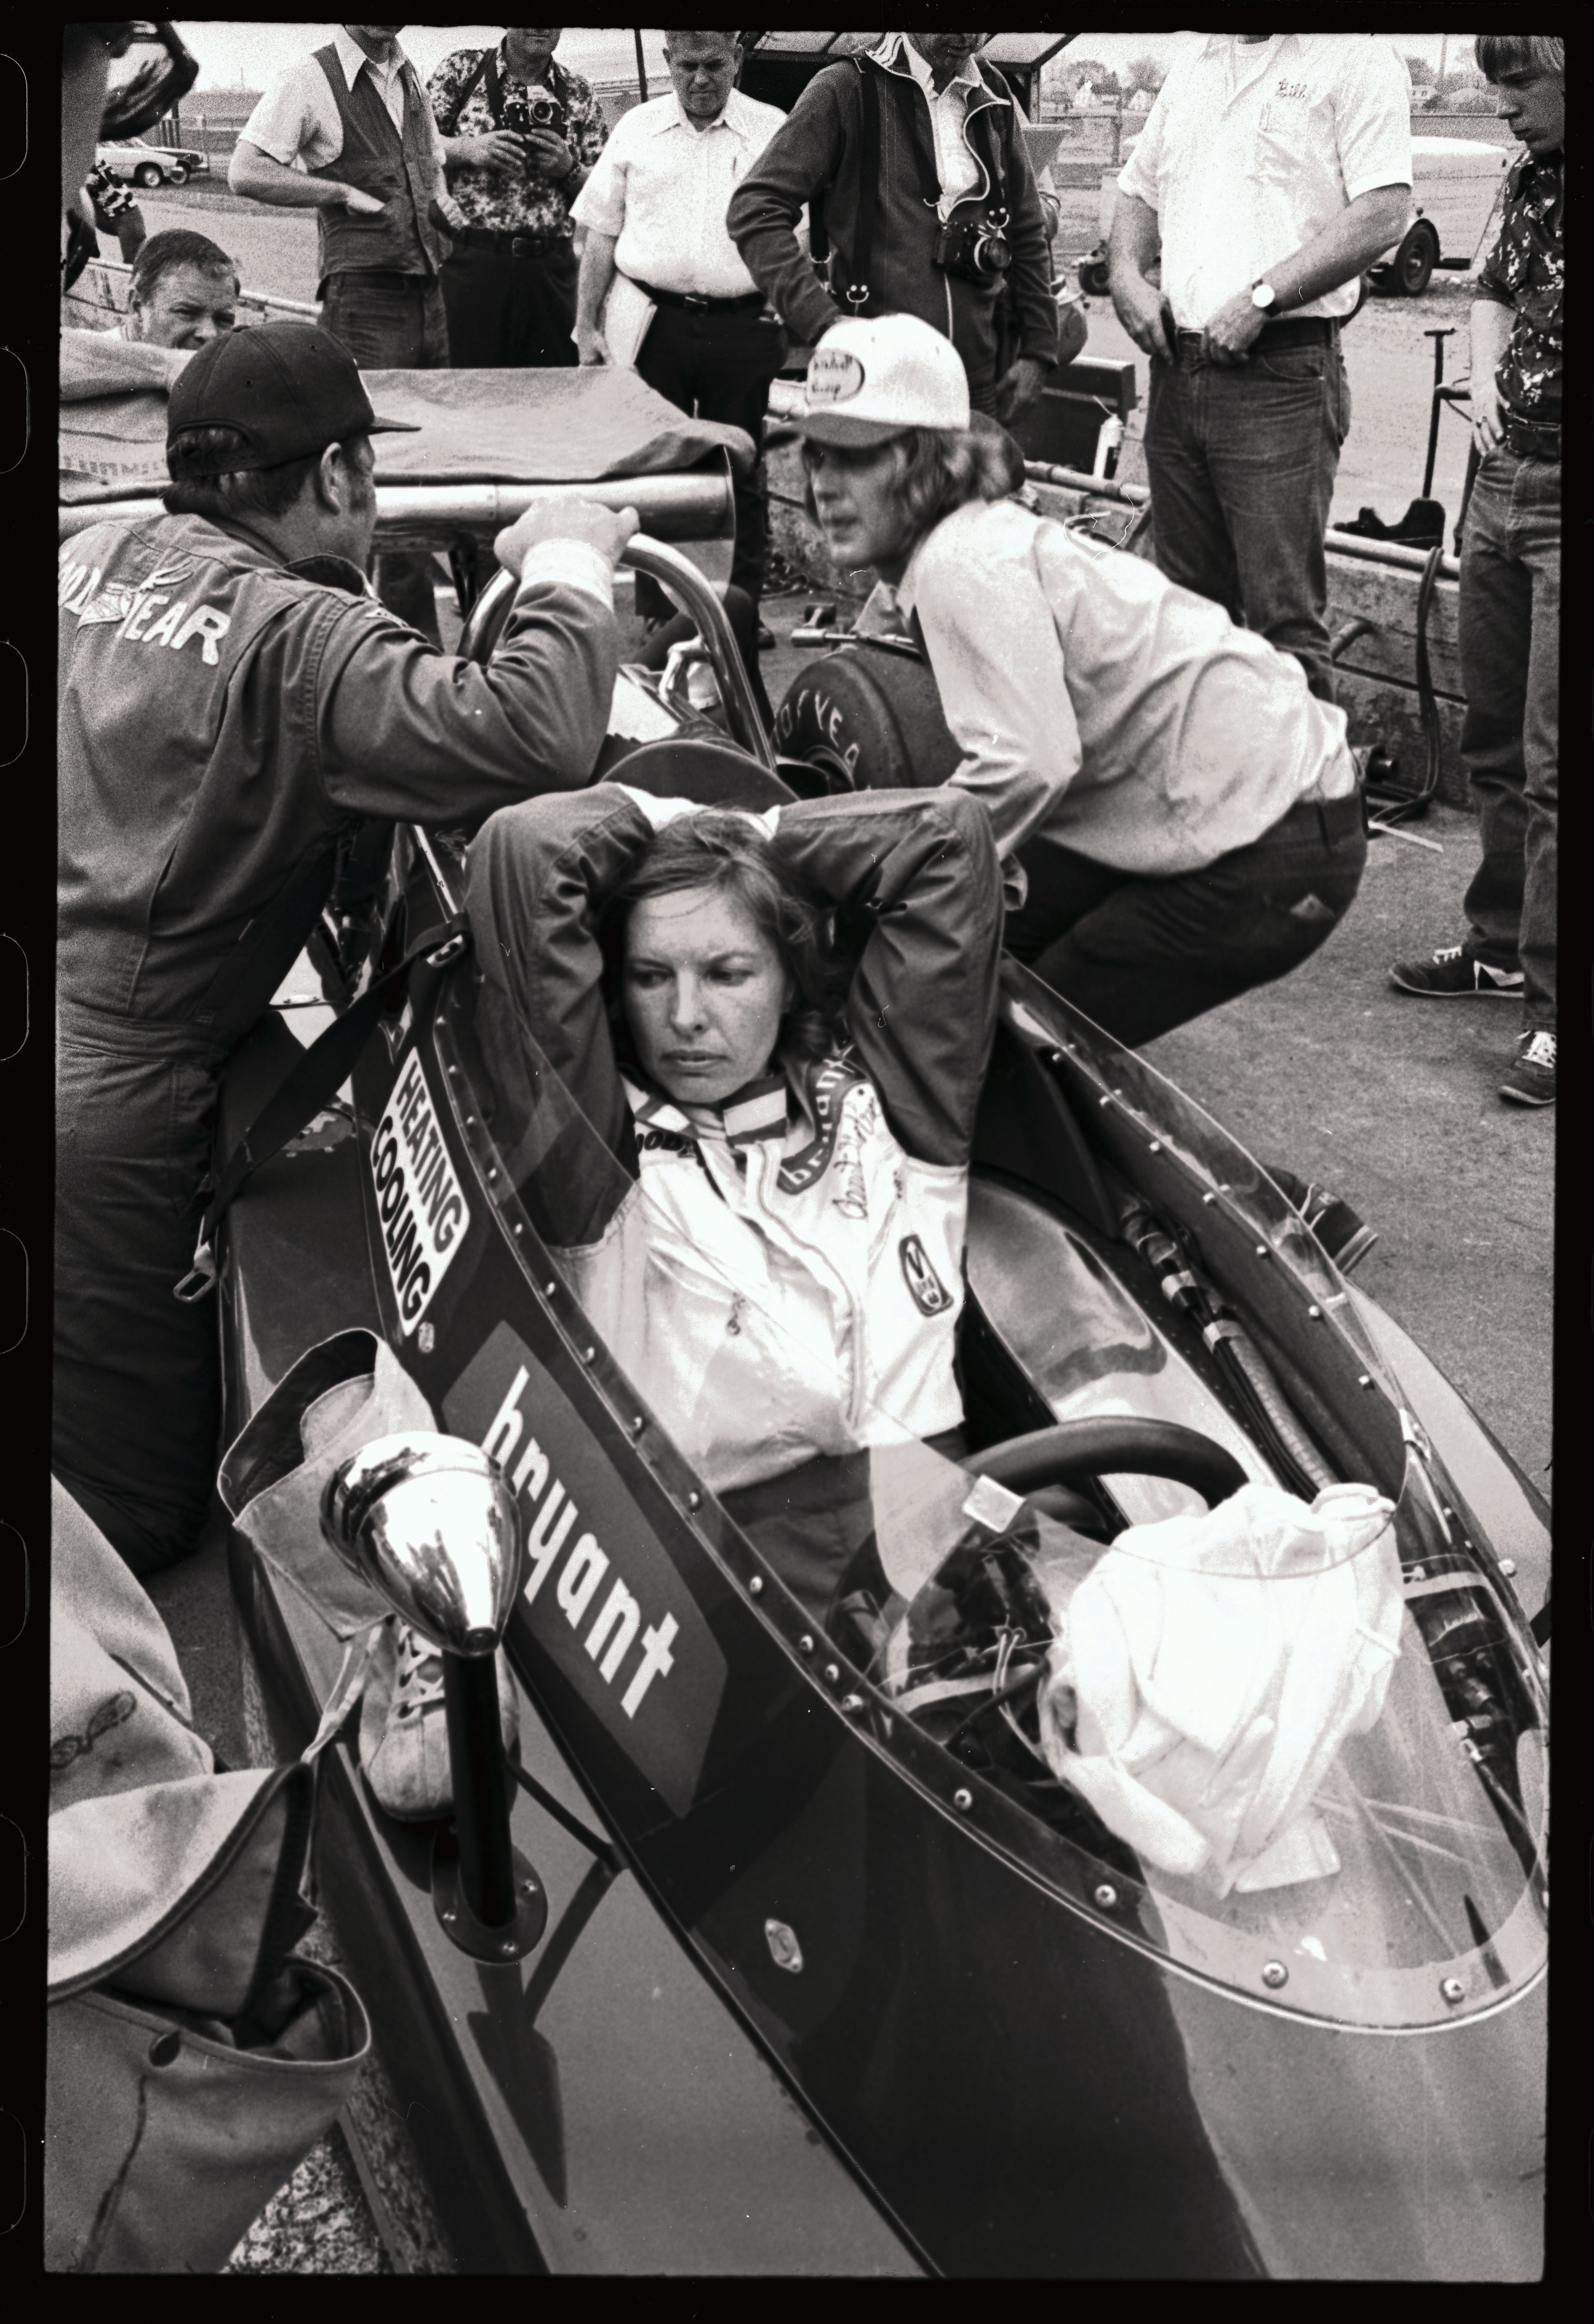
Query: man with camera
727 33 1082 427
428 26 608 369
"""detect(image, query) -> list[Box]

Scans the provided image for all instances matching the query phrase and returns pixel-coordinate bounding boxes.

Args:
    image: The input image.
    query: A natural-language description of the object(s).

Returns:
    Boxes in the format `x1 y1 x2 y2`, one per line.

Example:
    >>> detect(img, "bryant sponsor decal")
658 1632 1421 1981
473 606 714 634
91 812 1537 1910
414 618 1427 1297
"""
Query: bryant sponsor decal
370 1051 471 1334
444 1322 727 1816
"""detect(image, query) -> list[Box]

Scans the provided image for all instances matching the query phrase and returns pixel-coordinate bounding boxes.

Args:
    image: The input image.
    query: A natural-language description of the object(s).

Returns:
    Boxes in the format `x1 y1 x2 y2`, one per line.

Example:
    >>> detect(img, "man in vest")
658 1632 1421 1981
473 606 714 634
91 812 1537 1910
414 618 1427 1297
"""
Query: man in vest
56 319 636 1579
231 24 457 639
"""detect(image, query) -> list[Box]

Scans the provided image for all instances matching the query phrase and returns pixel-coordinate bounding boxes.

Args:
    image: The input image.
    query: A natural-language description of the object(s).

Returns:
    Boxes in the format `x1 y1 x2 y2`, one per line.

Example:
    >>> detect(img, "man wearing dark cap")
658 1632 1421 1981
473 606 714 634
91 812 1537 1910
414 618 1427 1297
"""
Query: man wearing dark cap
56 319 636 1578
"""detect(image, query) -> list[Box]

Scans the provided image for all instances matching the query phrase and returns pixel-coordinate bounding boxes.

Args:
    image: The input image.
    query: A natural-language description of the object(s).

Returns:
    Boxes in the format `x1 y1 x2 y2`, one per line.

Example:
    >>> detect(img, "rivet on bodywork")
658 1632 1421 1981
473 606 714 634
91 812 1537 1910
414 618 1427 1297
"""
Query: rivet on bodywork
1499 1558 1516 1577
746 1570 761 1590
765 1918 803 1973
1094 1883 1117 1908
1308 1305 1321 1318
1148 1140 1161 1154
582 1345 596 1362
544 1281 557 1298
953 1788 973 1812
799 1634 815 1654
1099 1094 1112 1108
1261 1961 1288 1989
840 1693 865 1714
1255 1245 1269 1258
513 1223 524 1237
1440 1977 1466 2006
1358 1374 1373 1388
687 1492 702 1513
630 1416 644 1434
823 1664 840 1685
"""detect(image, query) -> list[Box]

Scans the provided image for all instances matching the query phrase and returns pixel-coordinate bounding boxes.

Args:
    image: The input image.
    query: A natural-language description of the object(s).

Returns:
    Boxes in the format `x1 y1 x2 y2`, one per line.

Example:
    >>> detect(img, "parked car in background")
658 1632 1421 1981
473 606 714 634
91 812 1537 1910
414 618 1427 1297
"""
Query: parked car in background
94 134 208 188
1367 136 1513 297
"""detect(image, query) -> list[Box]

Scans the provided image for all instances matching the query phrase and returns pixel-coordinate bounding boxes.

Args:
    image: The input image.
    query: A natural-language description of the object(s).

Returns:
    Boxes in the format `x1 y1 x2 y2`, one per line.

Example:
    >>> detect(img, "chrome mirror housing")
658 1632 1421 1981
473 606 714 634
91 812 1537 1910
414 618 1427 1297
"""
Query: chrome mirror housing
321 1432 522 1657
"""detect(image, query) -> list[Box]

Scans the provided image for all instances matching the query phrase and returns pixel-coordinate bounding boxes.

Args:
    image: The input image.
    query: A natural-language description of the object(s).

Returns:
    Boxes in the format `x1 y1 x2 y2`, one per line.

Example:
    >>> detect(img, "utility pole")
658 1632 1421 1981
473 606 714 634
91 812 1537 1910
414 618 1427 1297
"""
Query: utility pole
1438 32 1448 93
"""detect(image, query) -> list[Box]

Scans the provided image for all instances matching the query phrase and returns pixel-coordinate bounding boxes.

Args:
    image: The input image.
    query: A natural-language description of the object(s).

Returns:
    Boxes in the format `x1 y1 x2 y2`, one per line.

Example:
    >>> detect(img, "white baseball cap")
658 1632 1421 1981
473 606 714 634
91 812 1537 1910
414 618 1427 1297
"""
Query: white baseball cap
796 313 971 446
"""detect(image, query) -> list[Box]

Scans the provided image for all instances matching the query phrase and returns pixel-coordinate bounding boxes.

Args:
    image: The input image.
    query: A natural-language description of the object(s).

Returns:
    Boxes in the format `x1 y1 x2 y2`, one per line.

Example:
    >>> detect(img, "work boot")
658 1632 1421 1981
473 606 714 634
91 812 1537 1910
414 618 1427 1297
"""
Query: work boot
1390 943 1524 999
1500 1029 1556 1108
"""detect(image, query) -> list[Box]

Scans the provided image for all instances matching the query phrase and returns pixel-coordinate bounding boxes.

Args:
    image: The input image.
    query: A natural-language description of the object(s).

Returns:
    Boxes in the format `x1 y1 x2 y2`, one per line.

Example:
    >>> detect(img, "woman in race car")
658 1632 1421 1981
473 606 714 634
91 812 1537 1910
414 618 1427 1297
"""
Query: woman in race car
465 780 1003 1626
796 312 1369 1049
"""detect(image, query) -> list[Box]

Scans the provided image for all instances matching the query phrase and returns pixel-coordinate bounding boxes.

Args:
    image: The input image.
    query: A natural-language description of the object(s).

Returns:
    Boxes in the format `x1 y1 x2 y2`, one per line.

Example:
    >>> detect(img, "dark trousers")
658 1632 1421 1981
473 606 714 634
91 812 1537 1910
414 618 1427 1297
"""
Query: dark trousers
1457 448 1560 1030
54 1010 228 1575
1004 791 1367 1048
440 237 579 368
318 270 450 641
634 302 786 621
1144 336 1352 705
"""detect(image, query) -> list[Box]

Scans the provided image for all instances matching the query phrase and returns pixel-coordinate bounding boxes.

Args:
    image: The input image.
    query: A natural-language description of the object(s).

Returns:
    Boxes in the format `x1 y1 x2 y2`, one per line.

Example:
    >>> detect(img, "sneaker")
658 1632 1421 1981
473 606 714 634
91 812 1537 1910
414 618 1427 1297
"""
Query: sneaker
360 1618 519 1822
1500 1029 1556 1107
1390 944 1523 999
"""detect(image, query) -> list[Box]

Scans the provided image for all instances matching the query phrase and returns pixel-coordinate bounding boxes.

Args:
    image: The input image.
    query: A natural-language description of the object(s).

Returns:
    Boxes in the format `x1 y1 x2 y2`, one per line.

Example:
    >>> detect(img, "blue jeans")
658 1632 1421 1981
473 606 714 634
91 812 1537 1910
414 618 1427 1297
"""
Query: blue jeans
318 271 450 639
1457 448 1560 1031
1143 334 1351 704
1006 791 1367 1049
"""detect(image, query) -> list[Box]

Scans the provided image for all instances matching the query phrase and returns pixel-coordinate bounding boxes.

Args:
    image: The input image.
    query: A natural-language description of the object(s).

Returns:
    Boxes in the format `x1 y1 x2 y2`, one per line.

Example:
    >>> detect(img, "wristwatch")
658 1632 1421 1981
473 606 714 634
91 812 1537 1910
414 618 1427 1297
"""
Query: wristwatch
1251 280 1277 312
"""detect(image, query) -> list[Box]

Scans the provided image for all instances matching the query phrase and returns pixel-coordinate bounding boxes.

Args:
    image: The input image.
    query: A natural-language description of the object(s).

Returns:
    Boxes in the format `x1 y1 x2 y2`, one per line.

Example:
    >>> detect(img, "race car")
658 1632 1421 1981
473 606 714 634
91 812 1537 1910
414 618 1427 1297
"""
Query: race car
214 546 1547 2278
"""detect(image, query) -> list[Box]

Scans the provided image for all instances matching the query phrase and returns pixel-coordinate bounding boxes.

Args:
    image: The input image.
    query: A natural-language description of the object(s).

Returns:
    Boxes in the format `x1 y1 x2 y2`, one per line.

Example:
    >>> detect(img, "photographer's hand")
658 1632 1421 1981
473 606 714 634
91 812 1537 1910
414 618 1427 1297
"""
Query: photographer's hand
523 128 578 183
448 129 527 172
994 356 1047 426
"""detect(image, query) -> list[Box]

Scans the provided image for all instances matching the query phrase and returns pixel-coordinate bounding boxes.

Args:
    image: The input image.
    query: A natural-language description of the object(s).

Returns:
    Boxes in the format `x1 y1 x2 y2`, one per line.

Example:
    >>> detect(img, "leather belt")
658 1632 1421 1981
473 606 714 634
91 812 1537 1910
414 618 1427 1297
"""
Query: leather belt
1500 414 1561 459
451 224 568 259
1175 316 1338 361
633 279 766 315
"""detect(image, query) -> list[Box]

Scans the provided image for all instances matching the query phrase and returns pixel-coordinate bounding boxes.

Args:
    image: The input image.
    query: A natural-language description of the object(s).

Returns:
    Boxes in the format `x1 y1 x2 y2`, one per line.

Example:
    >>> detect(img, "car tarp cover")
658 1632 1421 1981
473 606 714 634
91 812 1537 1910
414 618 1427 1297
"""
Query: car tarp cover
59 350 752 503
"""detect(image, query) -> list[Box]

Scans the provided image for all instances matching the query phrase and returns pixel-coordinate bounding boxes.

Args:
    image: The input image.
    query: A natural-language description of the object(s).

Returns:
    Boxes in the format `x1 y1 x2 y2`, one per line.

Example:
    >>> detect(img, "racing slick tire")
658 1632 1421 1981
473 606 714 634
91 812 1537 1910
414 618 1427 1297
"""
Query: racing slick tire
773 643 962 796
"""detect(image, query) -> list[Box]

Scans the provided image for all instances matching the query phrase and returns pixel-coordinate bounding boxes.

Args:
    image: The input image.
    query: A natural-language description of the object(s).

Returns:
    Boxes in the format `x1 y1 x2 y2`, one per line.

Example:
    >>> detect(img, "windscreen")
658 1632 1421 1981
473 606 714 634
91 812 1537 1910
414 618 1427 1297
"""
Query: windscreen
437 959 1547 2029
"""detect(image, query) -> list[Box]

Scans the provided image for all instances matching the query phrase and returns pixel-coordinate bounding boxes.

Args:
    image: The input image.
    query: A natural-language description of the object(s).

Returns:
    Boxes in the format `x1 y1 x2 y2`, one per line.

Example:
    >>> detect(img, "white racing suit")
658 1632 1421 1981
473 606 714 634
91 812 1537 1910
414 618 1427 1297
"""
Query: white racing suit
464 785 1004 1618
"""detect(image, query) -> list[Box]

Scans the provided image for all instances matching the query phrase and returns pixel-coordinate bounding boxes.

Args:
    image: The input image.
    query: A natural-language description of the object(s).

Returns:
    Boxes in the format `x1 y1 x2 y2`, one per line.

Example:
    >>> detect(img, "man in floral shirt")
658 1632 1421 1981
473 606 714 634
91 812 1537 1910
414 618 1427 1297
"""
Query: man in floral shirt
1391 36 1562 1108
429 27 608 367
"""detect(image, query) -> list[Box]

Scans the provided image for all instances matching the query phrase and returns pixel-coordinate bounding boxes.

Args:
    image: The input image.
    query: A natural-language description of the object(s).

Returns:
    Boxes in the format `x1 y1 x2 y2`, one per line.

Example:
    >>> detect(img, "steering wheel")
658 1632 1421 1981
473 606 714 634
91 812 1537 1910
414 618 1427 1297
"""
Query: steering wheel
965 1419 1248 1509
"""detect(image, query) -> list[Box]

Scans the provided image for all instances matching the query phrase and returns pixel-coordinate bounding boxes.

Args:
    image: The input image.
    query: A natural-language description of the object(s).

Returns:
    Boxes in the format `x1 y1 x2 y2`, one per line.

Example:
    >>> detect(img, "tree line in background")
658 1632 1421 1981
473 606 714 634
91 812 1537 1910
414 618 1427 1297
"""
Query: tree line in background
1042 52 1503 116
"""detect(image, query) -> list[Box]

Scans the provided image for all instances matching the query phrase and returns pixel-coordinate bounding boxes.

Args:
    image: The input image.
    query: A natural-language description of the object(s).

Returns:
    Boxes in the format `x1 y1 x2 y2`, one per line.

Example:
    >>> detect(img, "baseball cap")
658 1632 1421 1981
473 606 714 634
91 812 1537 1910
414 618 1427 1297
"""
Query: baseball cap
166 320 419 476
796 313 971 446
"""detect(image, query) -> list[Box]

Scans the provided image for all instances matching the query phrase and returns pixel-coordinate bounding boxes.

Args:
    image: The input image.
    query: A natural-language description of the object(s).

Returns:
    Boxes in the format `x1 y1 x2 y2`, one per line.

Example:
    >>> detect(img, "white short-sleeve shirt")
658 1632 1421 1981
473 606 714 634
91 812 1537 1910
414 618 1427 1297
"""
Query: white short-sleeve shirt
240 25 441 175
1117 33 1412 328
571 87 787 300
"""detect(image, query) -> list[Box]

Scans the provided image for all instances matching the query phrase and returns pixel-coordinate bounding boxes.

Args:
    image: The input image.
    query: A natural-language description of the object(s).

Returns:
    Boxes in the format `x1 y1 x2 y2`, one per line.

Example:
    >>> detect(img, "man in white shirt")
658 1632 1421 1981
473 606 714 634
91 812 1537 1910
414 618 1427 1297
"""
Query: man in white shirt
231 23 457 638
573 31 787 628
1109 34 1412 703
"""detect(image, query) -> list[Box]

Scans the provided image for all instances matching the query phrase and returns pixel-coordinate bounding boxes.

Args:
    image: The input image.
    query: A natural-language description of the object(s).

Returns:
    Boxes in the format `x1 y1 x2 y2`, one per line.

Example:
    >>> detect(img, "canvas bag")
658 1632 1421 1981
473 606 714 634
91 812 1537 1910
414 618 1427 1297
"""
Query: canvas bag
46 1962 370 2273
48 1482 372 2272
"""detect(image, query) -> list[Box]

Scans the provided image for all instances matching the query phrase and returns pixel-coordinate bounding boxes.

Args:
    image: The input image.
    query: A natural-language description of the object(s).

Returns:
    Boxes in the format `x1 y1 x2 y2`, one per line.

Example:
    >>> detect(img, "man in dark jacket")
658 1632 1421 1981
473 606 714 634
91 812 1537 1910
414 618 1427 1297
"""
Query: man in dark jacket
56 320 635 1577
727 33 1082 424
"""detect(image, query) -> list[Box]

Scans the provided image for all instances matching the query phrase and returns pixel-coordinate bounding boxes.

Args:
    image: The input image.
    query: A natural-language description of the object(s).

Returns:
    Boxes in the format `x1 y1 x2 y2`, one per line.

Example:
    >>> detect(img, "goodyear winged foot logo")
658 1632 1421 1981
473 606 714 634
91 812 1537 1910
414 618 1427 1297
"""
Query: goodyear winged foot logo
370 1051 471 1333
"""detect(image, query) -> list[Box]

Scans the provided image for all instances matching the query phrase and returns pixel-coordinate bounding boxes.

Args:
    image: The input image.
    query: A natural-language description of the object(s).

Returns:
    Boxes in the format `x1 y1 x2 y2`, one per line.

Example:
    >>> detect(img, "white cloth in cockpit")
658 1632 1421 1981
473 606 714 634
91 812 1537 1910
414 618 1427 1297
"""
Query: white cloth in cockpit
1037 1481 1401 1895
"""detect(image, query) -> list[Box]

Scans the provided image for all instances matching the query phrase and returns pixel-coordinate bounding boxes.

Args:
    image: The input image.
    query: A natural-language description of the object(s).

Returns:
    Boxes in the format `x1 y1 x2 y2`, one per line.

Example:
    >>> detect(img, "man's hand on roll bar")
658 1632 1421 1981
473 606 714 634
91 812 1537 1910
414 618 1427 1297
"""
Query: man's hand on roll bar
493 500 640 580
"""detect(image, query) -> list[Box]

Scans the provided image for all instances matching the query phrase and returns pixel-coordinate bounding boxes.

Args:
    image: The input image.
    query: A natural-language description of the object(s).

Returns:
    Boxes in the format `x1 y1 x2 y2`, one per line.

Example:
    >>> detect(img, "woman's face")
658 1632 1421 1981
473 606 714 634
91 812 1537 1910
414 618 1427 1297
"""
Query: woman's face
805 437 915 580
623 883 795 1108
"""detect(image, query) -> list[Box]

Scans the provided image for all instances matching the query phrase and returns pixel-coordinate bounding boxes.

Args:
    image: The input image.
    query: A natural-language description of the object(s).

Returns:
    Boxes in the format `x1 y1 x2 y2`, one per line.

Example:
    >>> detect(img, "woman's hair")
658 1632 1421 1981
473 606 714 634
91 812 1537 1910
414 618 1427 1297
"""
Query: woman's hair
602 809 849 1069
1474 35 1563 83
800 423 1018 548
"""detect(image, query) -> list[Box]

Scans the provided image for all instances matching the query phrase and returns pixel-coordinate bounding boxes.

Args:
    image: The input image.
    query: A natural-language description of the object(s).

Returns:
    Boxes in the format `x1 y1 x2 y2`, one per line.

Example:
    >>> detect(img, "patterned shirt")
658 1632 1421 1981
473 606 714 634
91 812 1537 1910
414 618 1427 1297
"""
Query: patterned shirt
428 44 607 242
1476 149 1562 425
